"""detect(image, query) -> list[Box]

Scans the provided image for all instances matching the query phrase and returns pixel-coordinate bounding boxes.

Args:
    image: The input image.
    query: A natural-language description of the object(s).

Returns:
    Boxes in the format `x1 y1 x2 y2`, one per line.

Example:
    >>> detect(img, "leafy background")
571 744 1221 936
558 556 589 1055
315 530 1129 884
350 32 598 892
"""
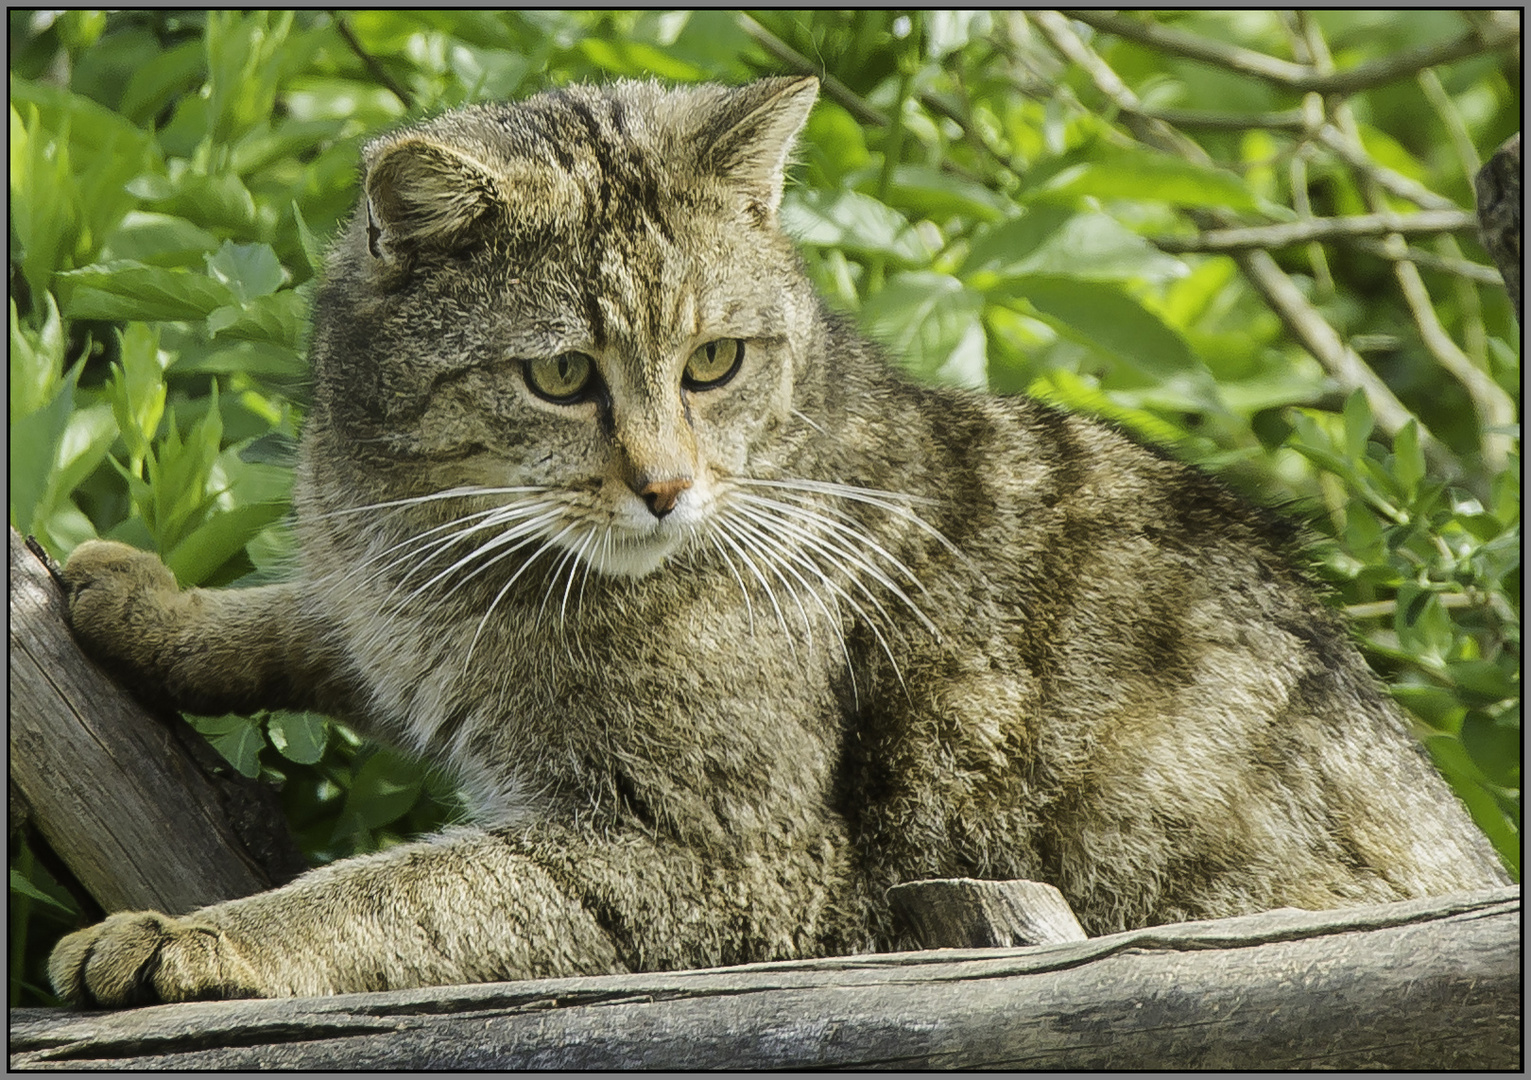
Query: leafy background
8 10 1520 1005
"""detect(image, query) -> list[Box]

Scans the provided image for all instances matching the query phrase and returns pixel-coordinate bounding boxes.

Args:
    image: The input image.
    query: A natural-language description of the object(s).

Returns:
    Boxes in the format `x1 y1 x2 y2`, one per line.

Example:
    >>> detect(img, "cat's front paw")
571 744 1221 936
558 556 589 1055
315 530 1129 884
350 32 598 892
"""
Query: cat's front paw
49 911 261 1008
61 540 180 678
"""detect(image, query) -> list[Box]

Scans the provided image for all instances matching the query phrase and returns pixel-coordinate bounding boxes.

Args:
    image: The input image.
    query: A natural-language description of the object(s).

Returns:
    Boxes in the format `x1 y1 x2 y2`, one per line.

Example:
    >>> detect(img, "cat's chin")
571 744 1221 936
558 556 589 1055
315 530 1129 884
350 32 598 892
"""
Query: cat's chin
572 529 688 579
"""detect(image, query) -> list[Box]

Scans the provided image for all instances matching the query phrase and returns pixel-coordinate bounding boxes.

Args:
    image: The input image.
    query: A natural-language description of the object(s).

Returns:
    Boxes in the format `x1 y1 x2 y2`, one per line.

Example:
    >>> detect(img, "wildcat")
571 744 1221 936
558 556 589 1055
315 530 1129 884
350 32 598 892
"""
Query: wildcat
52 76 1507 1006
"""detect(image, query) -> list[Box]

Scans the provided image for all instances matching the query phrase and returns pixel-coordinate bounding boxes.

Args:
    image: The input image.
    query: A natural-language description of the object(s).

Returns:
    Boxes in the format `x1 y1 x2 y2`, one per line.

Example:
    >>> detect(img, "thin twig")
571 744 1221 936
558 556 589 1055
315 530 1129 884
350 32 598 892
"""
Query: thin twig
1060 9 1519 96
1345 593 1473 620
735 13 887 127
334 14 415 112
736 13 994 185
1350 240 1505 286
1387 235 1515 469
1028 11 1207 163
1233 247 1455 476
1418 68 1482 189
1312 125 1458 212
1152 211 1480 254
1141 107 1307 132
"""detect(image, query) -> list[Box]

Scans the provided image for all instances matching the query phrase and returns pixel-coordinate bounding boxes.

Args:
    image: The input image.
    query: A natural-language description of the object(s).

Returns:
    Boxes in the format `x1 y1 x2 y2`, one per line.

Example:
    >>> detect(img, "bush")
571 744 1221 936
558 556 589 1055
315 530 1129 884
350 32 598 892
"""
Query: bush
8 10 1519 1005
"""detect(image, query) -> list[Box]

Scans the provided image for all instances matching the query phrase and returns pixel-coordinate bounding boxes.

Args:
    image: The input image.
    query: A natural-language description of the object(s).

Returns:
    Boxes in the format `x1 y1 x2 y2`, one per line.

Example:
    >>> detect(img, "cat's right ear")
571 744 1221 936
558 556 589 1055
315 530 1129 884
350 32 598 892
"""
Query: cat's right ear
702 76 818 223
362 138 499 263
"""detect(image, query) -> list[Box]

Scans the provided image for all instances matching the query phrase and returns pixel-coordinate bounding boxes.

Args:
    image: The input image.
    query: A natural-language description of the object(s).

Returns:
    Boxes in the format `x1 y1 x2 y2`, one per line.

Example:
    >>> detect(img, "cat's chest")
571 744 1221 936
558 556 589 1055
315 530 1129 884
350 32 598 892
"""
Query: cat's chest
331 561 847 745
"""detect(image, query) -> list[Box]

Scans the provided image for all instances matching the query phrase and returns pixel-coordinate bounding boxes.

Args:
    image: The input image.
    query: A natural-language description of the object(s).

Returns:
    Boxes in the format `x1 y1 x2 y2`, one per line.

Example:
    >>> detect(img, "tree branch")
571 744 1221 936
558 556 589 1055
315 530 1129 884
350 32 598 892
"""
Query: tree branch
1142 106 1307 132
1350 239 1506 286
735 13 888 128
1059 10 1519 95
1153 210 1480 254
333 14 415 113
1027 10 1457 478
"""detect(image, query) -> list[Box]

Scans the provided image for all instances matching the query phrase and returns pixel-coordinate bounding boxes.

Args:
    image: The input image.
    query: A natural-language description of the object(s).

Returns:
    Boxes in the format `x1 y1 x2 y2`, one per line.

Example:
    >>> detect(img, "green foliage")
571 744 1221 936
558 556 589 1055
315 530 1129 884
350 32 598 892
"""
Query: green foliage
7 10 1519 1005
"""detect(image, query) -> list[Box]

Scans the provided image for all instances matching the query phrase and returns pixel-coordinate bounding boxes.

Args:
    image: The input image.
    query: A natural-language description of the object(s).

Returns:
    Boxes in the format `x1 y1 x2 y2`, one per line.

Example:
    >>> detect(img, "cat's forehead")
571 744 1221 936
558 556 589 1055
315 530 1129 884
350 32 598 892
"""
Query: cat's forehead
371 82 720 200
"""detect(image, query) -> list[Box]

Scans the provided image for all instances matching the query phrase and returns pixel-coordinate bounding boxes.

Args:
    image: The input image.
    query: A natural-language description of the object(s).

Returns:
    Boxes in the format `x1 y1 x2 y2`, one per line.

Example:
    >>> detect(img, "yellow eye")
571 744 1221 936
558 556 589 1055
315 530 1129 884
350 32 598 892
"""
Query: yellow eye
683 338 744 390
524 352 595 403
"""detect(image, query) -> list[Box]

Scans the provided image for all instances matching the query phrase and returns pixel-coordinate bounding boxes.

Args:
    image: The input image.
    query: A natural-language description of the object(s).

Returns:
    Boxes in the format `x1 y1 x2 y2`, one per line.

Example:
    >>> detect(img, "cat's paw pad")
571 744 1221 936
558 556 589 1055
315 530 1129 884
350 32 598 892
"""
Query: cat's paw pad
61 540 179 662
49 911 260 1008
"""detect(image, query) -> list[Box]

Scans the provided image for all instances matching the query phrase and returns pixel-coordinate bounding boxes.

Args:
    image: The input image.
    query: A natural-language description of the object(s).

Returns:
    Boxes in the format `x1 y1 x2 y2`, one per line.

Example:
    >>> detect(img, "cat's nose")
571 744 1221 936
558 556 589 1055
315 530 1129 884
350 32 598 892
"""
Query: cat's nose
636 476 692 519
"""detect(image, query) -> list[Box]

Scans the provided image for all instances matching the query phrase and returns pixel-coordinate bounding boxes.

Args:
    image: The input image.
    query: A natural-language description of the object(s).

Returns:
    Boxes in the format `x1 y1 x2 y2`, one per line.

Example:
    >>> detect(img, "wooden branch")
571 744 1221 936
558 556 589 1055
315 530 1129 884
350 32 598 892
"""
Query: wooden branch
7 528 306 917
8 886 1519 1070
1476 132 1522 324
888 877 1087 947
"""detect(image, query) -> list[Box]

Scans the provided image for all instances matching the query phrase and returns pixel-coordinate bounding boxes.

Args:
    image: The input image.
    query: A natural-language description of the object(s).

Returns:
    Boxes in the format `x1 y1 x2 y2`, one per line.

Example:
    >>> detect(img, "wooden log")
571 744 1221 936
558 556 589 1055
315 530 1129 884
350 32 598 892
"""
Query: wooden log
7 886 1519 1070
7 528 306 917
887 877 1087 947
1475 132 1521 323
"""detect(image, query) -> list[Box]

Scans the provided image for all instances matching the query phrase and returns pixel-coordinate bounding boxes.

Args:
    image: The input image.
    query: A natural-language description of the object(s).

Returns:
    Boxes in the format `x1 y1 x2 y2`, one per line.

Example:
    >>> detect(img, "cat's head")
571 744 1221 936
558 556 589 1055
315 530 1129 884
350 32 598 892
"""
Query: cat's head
308 78 826 579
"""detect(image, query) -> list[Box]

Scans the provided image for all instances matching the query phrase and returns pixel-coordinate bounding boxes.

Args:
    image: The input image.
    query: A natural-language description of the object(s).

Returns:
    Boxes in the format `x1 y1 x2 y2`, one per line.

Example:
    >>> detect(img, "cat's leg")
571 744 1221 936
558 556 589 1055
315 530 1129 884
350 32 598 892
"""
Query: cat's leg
62 539 349 716
49 827 626 1005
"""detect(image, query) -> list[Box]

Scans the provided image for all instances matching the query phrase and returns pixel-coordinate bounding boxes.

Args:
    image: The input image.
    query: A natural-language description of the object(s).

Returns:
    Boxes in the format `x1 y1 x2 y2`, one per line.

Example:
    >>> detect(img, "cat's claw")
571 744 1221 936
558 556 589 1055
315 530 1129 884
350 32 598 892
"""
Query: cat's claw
49 911 261 1007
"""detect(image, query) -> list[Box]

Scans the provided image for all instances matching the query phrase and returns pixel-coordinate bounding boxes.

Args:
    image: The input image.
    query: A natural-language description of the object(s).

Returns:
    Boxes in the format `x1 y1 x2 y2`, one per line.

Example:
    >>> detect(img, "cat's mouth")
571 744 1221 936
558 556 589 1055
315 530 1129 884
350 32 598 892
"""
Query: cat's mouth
577 525 689 579
546 500 703 580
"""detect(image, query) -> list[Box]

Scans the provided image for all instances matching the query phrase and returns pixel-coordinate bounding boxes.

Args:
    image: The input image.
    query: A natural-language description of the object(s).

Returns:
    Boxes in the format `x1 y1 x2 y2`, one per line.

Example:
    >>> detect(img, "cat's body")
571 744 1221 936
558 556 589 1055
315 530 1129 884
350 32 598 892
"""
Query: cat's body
52 77 1506 1006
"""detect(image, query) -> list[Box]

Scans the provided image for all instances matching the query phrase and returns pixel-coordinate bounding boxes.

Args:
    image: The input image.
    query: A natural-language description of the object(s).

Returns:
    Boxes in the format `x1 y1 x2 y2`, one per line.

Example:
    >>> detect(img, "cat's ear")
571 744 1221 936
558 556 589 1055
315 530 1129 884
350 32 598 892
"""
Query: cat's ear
701 76 818 221
362 138 499 261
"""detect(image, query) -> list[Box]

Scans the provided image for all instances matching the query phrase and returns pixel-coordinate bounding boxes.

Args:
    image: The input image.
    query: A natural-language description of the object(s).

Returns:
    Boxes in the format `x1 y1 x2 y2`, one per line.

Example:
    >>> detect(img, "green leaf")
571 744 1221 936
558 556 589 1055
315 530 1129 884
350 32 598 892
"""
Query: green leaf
337 749 425 834
1424 735 1519 876
204 241 285 302
1003 276 1207 386
128 167 261 236
1389 683 1466 731
164 500 291 586
52 403 118 504
107 322 167 466
186 713 266 778
100 211 221 268
802 102 870 186
578 37 703 80
267 711 327 765
9 293 69 423
861 272 988 387
1030 146 1267 213
1342 389 1373 464
9 366 77 535
292 202 326 275
56 260 236 322
1393 420 1425 499
1448 659 1519 706
9 869 74 915
966 209 1187 285
207 289 308 348
780 189 936 268
873 164 1011 223
1460 710 1520 787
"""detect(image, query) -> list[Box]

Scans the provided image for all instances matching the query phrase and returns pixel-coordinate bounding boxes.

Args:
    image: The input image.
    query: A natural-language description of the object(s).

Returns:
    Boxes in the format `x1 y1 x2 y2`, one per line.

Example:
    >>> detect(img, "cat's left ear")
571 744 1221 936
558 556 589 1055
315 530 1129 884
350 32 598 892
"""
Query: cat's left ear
702 76 818 221
362 137 500 263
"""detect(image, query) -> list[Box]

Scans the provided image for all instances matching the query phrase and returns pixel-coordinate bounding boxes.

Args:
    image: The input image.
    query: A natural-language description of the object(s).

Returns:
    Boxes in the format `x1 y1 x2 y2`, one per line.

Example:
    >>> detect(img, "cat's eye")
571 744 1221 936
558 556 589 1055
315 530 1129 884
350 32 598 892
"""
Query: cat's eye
683 338 745 390
524 352 595 403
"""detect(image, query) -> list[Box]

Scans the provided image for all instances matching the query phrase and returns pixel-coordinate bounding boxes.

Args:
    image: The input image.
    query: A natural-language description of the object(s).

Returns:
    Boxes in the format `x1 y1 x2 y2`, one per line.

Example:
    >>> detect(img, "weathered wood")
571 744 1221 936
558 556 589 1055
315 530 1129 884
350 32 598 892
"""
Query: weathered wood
888 877 1087 947
8 886 1519 1070
1475 131 1521 323
7 528 305 917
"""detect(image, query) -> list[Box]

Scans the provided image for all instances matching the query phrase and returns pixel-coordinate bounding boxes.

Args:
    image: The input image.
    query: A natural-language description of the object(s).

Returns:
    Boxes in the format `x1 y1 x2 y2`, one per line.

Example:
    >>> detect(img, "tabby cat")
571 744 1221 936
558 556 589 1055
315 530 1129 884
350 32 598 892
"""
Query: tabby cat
53 76 1507 1006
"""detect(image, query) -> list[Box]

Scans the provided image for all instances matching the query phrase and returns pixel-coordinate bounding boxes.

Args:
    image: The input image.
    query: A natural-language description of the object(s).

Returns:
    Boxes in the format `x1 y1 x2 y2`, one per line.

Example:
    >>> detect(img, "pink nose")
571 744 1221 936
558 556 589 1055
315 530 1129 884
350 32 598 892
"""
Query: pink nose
636 477 692 519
